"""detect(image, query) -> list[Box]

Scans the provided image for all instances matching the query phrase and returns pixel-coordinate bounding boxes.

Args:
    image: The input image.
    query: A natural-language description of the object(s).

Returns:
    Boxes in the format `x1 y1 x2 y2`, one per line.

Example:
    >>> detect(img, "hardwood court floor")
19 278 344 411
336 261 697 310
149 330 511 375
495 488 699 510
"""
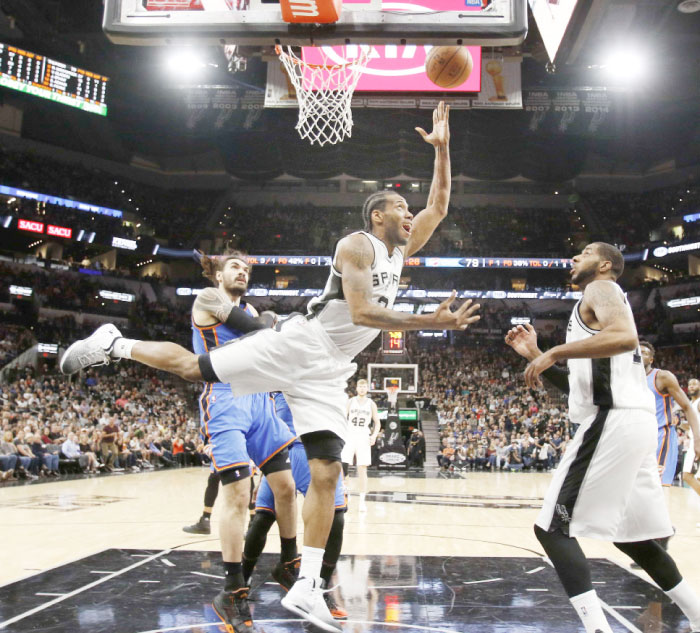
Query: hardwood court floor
2 468 700 632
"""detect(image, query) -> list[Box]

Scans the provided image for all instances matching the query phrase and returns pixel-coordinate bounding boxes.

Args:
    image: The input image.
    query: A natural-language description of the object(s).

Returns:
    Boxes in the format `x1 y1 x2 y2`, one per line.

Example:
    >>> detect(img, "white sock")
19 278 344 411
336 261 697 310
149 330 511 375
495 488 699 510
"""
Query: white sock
666 580 700 630
570 590 613 633
298 546 324 582
111 337 137 359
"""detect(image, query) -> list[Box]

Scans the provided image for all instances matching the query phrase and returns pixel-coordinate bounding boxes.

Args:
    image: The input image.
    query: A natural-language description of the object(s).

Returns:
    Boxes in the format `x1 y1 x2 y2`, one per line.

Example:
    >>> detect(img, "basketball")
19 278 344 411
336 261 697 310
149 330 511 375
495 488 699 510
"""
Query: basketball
425 46 474 89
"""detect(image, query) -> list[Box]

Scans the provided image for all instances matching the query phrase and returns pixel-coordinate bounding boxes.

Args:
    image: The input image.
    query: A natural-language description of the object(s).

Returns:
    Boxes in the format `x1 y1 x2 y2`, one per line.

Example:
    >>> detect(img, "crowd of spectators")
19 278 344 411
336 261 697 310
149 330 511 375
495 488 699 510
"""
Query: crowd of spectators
0 148 219 245
585 181 700 251
0 363 205 482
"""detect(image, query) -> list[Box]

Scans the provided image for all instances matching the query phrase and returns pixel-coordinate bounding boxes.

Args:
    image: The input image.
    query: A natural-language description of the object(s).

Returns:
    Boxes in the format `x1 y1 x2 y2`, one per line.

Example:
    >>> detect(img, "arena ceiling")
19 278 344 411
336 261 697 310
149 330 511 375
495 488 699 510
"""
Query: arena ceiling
0 0 698 182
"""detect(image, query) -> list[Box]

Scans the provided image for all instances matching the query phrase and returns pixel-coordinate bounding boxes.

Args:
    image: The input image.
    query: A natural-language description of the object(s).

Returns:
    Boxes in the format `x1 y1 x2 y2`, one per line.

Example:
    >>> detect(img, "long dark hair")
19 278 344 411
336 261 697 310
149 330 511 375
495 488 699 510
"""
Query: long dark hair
197 249 249 284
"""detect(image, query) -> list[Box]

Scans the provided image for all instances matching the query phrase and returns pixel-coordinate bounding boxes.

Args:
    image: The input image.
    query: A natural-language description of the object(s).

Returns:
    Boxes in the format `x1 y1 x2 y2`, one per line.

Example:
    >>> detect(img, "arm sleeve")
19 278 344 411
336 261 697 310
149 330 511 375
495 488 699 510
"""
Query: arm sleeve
541 365 570 395
224 306 271 333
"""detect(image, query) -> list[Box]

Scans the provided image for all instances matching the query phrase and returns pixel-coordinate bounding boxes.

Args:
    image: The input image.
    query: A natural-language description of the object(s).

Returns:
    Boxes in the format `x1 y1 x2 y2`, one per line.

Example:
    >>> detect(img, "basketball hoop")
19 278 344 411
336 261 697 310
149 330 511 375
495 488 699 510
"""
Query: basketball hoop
386 385 400 409
275 45 370 147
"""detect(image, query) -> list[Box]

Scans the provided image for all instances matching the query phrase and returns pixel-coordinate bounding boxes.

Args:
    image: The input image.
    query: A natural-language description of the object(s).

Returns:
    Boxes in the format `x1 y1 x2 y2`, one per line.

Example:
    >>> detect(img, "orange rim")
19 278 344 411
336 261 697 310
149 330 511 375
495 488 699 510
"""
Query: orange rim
275 45 369 70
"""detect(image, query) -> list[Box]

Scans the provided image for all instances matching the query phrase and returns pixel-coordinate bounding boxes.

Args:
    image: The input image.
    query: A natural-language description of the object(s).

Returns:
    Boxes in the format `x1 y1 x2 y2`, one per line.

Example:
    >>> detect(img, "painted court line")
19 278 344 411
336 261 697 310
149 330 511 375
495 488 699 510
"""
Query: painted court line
0 549 171 630
161 559 175 567
34 593 65 597
463 578 502 585
139 580 161 584
191 571 224 580
525 588 548 592
526 566 545 574
600 599 644 633
90 571 117 575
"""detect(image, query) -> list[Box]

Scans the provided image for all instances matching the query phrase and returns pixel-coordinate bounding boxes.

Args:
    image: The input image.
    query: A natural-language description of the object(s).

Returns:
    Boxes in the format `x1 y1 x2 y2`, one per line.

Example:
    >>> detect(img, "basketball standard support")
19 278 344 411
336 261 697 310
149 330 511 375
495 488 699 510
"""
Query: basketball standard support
102 0 527 47
279 0 343 23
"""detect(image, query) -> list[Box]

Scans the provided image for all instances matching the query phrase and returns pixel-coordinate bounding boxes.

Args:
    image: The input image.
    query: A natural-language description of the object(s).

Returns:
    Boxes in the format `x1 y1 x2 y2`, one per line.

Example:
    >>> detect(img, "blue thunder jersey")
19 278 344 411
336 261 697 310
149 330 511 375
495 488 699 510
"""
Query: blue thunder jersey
271 391 301 446
648 368 679 485
648 369 673 430
192 301 256 391
257 391 346 514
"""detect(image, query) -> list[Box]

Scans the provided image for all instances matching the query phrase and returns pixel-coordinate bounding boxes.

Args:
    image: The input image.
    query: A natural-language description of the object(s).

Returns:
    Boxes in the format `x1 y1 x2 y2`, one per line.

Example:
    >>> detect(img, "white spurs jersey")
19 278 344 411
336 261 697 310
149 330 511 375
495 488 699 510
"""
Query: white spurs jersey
566 281 654 422
307 231 403 358
348 396 374 434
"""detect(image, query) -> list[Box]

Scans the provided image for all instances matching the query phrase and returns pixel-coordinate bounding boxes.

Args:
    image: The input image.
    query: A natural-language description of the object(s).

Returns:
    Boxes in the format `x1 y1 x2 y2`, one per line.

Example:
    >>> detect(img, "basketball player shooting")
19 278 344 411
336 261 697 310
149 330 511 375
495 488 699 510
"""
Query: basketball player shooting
505 242 700 633
59 102 481 632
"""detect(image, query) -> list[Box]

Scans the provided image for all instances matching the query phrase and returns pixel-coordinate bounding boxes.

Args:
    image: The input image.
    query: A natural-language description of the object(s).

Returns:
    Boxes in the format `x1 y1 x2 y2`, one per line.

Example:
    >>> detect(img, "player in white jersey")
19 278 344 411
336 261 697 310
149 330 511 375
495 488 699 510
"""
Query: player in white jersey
506 242 700 633
59 102 481 632
341 379 380 512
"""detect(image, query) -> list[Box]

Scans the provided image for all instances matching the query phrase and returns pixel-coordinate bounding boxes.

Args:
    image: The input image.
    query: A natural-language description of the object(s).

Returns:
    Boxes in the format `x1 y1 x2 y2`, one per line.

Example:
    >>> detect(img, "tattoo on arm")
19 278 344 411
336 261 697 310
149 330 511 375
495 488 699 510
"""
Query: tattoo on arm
193 287 234 324
584 281 630 329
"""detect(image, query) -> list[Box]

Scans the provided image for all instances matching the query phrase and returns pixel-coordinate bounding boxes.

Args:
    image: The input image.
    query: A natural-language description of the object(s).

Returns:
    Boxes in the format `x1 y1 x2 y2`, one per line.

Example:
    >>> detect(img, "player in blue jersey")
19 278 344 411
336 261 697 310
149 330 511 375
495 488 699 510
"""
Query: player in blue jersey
189 250 298 633
242 391 348 620
640 341 700 490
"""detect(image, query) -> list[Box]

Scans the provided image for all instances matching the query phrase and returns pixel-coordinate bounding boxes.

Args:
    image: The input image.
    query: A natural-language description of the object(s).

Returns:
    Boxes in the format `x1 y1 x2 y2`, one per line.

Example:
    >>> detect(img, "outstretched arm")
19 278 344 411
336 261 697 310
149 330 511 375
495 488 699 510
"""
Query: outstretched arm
404 102 451 258
337 233 480 331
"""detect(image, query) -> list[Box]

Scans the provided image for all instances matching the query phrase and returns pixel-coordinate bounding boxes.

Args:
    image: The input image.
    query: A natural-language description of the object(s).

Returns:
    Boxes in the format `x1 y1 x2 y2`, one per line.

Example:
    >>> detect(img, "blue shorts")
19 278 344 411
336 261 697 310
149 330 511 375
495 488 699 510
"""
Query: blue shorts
200 386 295 477
256 443 346 514
657 425 679 486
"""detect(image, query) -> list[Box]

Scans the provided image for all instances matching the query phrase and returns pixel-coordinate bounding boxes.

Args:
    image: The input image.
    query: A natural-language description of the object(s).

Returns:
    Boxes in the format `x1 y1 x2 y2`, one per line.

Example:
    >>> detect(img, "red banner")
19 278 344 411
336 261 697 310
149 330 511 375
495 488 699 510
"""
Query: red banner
18 219 44 234
47 224 73 239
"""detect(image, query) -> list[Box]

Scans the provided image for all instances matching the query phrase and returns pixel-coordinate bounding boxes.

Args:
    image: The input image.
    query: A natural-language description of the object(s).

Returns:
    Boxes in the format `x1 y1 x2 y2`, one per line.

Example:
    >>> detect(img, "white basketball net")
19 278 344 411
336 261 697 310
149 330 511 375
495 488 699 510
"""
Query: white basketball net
275 46 370 147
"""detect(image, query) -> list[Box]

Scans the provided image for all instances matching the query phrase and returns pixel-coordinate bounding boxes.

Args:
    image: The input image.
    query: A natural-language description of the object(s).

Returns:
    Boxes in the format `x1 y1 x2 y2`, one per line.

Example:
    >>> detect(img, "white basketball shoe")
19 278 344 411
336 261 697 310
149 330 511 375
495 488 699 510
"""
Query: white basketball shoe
281 576 341 633
60 323 122 375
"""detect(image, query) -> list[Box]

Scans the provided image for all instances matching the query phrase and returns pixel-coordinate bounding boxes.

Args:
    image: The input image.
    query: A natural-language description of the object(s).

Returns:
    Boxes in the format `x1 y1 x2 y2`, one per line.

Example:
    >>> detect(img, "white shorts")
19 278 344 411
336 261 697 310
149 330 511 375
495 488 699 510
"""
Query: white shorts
536 407 673 542
207 315 357 441
341 431 372 466
683 428 696 473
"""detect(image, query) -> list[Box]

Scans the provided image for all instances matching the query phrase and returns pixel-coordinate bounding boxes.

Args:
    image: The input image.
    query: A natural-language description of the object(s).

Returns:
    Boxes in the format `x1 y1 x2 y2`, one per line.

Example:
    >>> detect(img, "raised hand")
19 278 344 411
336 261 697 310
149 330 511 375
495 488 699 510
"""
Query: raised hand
427 291 480 330
415 101 450 147
504 323 541 361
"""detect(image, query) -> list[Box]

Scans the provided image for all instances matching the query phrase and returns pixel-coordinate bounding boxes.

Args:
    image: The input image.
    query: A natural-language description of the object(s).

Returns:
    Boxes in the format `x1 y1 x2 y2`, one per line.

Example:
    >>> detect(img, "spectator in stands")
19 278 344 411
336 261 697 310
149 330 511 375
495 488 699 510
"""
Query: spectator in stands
61 432 90 473
30 433 59 477
100 415 120 472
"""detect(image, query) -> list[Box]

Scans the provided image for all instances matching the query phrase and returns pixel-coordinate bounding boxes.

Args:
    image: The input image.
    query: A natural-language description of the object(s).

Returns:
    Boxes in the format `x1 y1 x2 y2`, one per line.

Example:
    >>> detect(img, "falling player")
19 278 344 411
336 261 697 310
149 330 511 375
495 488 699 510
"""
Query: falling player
639 340 700 491
505 242 700 633
342 379 380 512
59 102 481 632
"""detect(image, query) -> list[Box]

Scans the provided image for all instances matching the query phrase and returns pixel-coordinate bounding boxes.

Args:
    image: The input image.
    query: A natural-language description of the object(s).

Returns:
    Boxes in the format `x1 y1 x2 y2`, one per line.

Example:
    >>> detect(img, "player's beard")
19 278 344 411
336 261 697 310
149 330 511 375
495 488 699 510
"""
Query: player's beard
570 261 598 287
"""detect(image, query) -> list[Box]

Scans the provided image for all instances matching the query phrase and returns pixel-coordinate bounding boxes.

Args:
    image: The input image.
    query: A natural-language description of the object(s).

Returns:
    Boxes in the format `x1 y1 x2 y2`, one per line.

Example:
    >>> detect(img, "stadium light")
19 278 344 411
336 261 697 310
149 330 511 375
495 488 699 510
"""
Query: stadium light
164 48 211 75
601 46 649 82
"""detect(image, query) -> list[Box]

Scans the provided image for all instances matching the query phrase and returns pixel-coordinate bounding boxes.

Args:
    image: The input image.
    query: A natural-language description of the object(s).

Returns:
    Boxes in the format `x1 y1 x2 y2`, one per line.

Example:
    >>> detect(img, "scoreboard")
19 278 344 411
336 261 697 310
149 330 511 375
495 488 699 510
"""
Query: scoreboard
0 43 108 116
382 331 406 355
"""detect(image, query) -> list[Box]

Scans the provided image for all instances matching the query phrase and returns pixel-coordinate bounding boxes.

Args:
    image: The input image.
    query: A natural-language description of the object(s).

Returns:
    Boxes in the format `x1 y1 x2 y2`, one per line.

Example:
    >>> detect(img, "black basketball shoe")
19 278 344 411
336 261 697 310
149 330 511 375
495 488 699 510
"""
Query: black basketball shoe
212 587 255 633
271 556 301 592
182 517 210 535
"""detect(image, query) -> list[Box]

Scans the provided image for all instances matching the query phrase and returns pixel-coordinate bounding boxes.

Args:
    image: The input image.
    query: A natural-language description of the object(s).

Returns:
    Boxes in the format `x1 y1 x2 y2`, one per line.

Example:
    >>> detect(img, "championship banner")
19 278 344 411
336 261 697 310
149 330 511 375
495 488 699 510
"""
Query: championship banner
471 57 522 109
523 89 612 135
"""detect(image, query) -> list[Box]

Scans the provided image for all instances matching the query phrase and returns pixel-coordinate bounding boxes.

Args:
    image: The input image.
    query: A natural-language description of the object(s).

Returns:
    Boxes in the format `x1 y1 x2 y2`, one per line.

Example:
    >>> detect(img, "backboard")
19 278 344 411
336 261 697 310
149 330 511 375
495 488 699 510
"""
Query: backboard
103 0 527 47
367 363 419 393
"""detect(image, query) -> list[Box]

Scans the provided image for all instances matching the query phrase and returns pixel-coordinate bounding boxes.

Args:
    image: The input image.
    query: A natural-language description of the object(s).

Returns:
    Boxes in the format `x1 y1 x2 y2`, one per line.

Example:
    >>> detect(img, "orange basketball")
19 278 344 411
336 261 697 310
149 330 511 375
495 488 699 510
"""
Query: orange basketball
425 46 474 89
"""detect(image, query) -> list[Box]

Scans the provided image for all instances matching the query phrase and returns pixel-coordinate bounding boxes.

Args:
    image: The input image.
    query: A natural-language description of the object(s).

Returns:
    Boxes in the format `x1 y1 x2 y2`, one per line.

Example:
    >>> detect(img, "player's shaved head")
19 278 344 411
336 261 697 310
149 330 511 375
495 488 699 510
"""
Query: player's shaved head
591 242 625 279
